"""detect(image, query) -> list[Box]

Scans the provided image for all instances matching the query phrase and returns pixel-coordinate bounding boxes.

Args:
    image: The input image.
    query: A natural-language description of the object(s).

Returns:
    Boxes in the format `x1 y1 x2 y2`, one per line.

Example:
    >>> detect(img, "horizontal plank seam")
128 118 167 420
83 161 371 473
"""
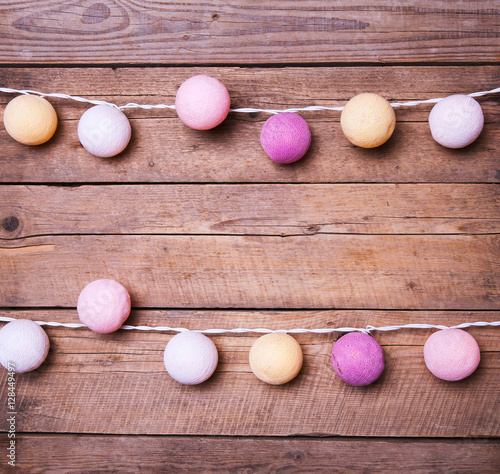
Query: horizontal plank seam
2 182 498 186
1 62 500 68
2 232 500 241
1 431 499 440
2 307 499 312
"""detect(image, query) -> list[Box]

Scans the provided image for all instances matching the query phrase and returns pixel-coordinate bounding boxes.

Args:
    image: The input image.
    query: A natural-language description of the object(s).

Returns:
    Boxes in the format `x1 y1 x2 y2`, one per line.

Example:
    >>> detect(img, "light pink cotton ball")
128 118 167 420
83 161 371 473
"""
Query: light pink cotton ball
78 104 131 157
164 332 218 385
428 94 484 148
424 328 480 381
77 279 131 333
0 319 50 373
175 75 230 130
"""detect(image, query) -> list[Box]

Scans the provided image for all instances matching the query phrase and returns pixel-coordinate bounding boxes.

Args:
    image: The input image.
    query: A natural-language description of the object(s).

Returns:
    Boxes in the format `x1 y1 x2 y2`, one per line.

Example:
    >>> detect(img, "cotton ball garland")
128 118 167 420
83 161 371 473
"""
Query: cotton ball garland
428 94 484 148
331 332 384 386
424 328 480 381
77 279 131 333
163 332 219 385
175 75 230 130
249 333 303 385
0 319 50 373
3 95 58 145
340 93 396 148
260 112 311 164
78 105 131 158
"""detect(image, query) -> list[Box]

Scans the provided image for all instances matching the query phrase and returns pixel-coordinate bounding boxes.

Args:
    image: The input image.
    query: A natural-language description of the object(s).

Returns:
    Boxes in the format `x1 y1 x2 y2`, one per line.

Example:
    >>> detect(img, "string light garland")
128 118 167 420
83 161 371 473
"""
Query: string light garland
0 312 498 385
1 78 499 386
1 79 500 158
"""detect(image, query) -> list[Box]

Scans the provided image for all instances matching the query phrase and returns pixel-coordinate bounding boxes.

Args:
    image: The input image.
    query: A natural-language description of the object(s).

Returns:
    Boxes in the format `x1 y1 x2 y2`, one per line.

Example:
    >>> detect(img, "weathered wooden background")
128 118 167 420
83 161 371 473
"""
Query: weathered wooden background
0 1 499 472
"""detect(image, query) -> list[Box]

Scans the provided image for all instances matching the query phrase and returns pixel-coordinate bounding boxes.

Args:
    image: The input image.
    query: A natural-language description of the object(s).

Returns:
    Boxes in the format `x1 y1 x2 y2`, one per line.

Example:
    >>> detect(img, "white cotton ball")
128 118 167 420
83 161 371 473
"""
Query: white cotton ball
164 332 218 385
78 104 131 157
0 320 50 373
429 94 484 148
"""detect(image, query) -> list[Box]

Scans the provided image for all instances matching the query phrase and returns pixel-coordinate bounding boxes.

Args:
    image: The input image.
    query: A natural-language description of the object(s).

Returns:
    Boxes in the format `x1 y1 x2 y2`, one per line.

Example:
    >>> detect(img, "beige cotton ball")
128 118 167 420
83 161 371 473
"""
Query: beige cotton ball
3 95 58 145
340 93 396 148
249 333 303 385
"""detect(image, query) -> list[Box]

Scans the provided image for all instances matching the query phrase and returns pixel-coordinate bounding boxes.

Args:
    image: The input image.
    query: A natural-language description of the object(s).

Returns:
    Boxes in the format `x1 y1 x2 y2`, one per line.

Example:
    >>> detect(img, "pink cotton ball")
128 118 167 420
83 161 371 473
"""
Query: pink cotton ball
78 105 131 157
164 332 218 385
0 319 50 373
77 279 131 333
175 75 230 130
424 328 480 381
429 94 484 148
260 112 311 164
331 332 385 386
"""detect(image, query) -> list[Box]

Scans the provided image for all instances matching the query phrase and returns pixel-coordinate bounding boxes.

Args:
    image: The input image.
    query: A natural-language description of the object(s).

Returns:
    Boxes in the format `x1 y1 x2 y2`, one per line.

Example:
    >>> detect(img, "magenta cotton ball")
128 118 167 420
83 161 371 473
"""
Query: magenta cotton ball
331 332 385 386
428 94 484 148
78 105 131 157
0 319 50 373
164 331 219 385
175 75 230 130
260 112 311 164
424 328 480 381
77 279 131 333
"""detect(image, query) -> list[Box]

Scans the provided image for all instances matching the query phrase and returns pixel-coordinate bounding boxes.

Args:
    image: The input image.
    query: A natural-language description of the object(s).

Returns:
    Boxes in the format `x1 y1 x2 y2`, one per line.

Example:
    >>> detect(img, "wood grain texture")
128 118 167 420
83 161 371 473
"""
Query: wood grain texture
1 434 498 473
0 66 499 183
0 310 498 437
0 184 498 239
0 1 499 64
0 234 498 309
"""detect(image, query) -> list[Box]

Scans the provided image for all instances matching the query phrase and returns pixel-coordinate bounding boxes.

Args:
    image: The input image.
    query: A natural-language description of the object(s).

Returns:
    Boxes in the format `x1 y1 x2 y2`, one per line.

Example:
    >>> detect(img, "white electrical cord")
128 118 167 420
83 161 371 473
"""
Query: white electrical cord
1 86 499 114
0 315 498 335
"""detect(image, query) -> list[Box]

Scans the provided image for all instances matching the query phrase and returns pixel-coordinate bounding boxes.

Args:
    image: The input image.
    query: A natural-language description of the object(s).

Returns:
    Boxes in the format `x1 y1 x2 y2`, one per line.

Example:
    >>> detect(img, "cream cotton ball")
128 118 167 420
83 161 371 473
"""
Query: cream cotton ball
249 333 303 385
340 93 396 148
3 95 58 145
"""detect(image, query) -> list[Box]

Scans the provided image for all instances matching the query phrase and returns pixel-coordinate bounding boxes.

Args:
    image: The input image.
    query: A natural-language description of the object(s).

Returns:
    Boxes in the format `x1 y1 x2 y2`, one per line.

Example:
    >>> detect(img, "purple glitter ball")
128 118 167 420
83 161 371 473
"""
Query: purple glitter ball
331 332 385 386
260 112 311 164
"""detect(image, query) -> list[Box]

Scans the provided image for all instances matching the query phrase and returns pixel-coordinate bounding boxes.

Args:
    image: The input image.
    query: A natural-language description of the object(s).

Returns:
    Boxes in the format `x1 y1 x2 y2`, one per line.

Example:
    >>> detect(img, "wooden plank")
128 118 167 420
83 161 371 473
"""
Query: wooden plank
1 184 498 239
0 310 498 437
0 2 499 64
0 234 498 309
1 434 498 472
1 66 499 183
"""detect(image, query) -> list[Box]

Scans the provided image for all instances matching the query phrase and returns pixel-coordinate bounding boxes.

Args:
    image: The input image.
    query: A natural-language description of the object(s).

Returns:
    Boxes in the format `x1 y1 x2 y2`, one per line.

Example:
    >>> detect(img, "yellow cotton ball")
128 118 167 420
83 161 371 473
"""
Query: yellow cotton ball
3 95 58 145
340 93 396 148
249 333 303 385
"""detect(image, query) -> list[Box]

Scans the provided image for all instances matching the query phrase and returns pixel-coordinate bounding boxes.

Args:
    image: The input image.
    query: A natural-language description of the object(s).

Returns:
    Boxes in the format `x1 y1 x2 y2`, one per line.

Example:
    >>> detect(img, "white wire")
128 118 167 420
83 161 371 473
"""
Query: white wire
0 315 498 335
1 86 499 114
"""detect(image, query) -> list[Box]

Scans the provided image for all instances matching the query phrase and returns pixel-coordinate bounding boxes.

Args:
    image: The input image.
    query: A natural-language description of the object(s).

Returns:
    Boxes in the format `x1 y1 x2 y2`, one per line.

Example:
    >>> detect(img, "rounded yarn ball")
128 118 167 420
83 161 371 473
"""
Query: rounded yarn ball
0 319 50 373
340 93 396 148
163 332 218 385
424 328 480 381
331 332 385 386
175 75 230 130
428 94 484 148
3 95 58 145
77 279 131 334
260 112 311 164
78 105 131 158
249 333 303 385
